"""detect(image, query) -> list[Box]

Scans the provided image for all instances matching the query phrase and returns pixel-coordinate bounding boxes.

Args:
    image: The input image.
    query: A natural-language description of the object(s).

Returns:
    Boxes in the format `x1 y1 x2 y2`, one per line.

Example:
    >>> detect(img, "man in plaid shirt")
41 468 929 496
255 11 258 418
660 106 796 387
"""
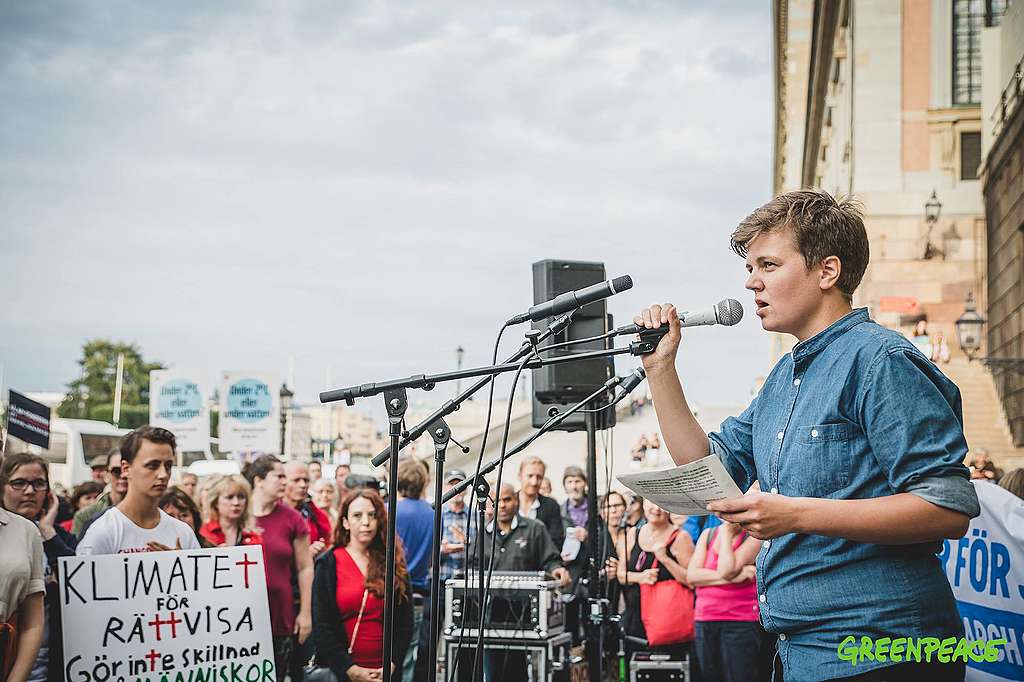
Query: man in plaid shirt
439 468 471 585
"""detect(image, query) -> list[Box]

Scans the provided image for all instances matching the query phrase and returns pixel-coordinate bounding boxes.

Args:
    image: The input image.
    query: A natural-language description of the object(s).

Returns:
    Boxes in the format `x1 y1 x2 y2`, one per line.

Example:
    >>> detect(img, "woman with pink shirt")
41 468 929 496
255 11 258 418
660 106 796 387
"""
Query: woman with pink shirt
687 520 762 682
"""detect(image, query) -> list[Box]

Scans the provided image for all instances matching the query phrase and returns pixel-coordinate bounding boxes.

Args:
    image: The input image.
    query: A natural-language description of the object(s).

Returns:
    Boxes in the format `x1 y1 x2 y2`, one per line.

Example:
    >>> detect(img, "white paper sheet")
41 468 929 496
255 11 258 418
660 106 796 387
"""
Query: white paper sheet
615 454 743 516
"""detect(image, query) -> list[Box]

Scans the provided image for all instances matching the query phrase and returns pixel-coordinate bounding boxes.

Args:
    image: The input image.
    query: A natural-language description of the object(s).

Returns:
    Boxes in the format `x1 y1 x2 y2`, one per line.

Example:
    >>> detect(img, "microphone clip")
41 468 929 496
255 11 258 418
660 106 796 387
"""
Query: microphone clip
629 327 669 356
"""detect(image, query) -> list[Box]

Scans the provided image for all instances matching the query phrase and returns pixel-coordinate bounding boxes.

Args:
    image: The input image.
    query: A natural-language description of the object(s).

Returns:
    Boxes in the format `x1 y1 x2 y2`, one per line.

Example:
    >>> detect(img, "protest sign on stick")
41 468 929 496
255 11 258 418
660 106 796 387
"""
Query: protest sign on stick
150 370 209 454
218 372 279 455
60 546 275 682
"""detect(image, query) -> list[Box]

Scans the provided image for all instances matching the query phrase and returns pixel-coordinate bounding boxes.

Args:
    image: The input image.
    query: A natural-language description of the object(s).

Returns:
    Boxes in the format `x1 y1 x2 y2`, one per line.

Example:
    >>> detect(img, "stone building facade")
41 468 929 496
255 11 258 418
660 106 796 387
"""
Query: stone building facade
981 2 1024 443
773 0 993 362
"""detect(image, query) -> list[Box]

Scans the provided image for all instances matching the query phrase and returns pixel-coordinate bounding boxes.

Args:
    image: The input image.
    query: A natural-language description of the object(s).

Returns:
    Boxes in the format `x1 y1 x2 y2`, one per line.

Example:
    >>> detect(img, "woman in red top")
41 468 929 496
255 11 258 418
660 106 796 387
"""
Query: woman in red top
199 475 261 547
311 490 413 682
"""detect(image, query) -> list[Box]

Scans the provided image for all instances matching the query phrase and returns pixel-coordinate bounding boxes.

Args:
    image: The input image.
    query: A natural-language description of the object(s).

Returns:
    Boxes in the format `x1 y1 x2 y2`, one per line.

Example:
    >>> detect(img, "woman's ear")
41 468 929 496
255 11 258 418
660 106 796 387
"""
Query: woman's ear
819 255 842 291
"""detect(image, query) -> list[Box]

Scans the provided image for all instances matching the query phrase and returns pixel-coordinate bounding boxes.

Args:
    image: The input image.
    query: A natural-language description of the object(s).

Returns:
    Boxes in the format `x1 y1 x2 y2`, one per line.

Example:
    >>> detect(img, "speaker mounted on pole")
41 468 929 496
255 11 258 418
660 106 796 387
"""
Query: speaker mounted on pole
530 259 616 432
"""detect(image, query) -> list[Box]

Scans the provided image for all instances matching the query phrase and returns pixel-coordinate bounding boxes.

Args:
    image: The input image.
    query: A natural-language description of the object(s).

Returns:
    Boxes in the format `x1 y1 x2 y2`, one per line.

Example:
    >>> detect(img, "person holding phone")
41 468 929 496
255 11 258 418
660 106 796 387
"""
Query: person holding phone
2 453 78 682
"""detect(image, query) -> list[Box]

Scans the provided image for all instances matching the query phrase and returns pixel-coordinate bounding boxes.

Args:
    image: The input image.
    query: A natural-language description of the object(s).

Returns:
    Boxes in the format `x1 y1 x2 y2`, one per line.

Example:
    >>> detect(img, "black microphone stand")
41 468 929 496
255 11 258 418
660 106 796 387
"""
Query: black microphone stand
357 312 573 682
322 345 644 408
583 411 604 682
323 333 655 682
337 312 577 453
381 388 407 682
437 375 647 682
470 476 490 682
426 417 453 682
440 373 644 505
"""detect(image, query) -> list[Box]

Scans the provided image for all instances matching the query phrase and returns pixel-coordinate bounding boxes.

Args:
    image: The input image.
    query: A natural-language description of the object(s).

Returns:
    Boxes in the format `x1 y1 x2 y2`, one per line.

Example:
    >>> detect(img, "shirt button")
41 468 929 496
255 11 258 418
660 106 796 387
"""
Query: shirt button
776 431 784 440
770 487 778 494
759 594 766 603
779 633 787 641
763 540 771 549
793 378 801 386
811 429 819 438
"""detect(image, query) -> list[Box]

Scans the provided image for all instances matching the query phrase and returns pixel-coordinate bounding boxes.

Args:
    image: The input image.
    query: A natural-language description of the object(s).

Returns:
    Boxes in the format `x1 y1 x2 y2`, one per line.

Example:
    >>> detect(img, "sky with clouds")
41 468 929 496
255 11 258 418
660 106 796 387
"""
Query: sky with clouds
0 1 774 421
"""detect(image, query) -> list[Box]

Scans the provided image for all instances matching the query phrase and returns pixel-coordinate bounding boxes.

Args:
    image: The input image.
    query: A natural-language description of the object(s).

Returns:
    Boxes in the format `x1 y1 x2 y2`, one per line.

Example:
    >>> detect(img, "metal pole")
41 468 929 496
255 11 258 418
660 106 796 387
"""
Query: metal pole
279 411 287 457
112 353 125 428
584 412 603 682
381 388 408 682
427 419 451 682
472 476 490 682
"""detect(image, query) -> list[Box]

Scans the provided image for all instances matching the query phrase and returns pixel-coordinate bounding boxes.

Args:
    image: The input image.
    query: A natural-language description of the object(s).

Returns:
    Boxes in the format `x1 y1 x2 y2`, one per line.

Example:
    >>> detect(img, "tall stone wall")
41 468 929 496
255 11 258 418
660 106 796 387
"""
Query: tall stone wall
984 97 1024 444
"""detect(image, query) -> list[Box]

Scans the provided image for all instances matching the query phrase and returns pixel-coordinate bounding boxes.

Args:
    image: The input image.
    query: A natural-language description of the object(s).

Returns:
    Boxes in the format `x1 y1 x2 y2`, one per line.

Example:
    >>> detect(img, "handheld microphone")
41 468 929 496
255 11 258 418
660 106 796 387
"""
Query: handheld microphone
506 275 633 325
613 298 744 336
613 367 647 402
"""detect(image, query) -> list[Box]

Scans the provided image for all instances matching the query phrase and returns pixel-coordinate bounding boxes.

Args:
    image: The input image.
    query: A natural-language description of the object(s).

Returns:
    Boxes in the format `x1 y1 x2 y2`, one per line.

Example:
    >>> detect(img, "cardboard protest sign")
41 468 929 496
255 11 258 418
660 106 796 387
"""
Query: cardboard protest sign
150 370 209 454
218 373 279 454
60 546 275 682
940 481 1024 681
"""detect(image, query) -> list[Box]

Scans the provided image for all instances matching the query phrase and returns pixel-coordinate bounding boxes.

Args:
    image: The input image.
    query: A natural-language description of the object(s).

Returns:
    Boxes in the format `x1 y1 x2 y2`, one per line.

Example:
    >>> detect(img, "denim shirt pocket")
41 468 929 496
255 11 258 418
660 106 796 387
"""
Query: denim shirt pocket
793 423 852 497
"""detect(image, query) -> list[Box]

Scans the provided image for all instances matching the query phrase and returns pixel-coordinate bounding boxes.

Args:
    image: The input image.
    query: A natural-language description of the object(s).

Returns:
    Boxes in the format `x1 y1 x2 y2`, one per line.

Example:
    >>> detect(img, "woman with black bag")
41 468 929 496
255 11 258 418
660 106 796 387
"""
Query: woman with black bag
309 490 413 682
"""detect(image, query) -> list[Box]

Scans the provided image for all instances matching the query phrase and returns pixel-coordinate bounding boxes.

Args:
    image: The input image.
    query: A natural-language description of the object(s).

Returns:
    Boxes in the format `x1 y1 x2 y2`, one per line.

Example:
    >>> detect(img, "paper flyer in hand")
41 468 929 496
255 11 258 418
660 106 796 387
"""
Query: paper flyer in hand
616 454 743 516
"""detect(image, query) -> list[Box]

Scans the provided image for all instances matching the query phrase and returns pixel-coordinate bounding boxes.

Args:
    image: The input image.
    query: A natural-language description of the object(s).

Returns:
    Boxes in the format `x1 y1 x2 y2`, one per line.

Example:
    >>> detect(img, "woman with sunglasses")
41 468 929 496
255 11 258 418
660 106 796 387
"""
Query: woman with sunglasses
1 453 76 682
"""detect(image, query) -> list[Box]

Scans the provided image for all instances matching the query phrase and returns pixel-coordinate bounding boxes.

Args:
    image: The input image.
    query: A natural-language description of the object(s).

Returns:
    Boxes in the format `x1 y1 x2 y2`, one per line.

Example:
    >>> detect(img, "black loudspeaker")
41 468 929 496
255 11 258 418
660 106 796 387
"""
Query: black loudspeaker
531 260 615 432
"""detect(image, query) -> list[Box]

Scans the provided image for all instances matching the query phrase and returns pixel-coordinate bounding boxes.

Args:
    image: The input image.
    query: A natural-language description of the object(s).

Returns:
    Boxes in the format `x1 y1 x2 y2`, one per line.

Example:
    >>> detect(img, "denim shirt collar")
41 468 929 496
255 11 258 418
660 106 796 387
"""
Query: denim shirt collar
791 307 870 364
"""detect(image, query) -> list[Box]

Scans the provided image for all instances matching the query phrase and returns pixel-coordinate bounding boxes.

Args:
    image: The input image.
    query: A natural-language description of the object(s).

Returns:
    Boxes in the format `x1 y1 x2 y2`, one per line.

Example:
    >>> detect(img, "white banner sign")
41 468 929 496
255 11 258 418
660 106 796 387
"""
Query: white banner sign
218 372 279 454
150 370 209 454
60 546 275 682
940 481 1024 681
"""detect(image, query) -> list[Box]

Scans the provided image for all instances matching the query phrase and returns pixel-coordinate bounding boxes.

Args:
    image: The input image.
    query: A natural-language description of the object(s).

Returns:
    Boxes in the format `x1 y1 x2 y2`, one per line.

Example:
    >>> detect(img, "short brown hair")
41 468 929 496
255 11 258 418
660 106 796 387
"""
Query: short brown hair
730 190 869 301
397 458 429 499
999 468 1024 501
121 425 177 464
518 456 546 476
0 453 49 492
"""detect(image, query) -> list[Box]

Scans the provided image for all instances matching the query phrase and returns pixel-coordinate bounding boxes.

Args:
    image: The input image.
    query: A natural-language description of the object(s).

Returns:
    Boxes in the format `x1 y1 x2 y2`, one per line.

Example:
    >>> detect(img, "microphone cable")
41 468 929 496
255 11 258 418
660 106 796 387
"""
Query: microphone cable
446 319 510 682
474 351 534 682
535 328 617 354
446 316 626 682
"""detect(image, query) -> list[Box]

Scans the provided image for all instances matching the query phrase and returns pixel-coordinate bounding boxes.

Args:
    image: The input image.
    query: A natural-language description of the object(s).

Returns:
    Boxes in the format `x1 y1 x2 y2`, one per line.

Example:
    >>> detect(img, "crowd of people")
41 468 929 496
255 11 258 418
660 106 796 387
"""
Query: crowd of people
3 422 1024 682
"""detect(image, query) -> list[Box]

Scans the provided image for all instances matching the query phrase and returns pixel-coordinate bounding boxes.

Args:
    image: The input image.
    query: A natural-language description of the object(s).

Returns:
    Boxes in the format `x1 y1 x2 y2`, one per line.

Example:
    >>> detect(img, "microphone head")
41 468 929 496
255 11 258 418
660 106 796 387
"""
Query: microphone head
715 299 744 326
611 275 633 293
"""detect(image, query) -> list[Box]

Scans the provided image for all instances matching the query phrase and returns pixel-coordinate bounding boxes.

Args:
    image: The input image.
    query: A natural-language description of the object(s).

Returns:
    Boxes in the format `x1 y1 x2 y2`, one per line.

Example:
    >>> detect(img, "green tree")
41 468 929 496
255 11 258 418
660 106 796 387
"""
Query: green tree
58 340 164 425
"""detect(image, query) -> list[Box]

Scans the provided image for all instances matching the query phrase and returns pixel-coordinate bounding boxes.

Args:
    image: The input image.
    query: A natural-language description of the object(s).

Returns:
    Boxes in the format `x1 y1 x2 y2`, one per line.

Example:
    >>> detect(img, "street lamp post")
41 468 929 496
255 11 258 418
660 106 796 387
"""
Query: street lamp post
955 293 986 361
279 384 294 458
923 189 944 260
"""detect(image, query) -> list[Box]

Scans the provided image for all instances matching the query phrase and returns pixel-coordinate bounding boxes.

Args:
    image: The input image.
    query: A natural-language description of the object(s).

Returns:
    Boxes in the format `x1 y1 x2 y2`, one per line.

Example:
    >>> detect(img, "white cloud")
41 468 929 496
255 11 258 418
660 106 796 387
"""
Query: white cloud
0 1 773 422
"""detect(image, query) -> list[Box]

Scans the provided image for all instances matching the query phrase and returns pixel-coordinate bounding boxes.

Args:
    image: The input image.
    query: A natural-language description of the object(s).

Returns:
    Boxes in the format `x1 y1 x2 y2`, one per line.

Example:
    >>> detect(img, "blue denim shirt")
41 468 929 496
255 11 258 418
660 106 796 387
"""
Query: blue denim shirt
709 308 980 682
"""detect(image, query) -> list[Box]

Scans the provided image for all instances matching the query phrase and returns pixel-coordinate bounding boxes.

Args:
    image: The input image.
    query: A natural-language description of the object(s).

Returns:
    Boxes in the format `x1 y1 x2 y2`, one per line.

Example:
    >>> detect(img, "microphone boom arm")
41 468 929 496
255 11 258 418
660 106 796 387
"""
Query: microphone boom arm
441 369 646 504
362 342 645 466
